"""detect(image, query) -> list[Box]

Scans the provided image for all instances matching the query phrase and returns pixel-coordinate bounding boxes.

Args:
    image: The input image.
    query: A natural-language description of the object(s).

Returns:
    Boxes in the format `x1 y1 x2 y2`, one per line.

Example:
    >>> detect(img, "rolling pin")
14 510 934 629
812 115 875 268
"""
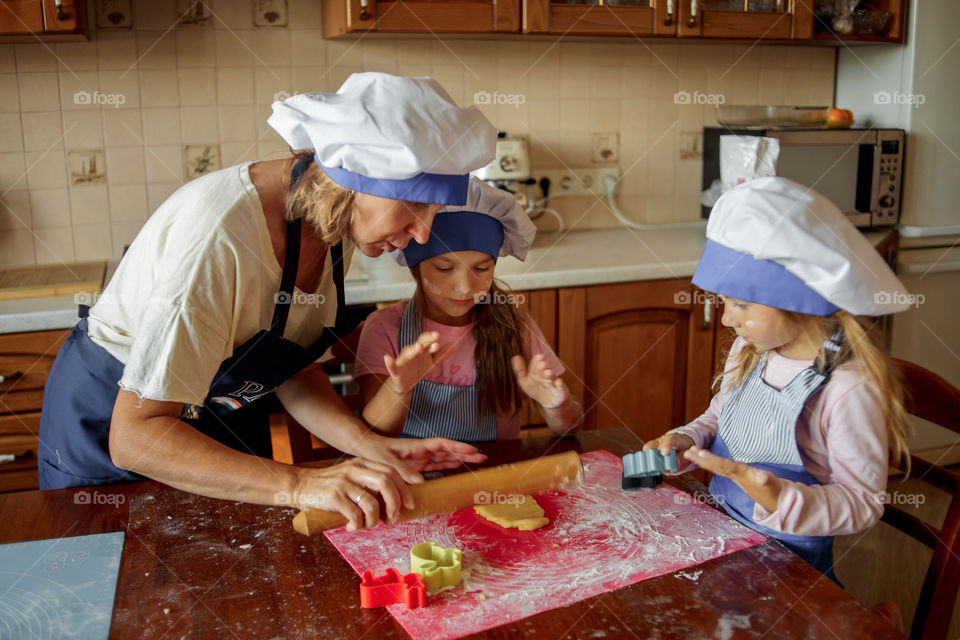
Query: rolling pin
293 450 583 535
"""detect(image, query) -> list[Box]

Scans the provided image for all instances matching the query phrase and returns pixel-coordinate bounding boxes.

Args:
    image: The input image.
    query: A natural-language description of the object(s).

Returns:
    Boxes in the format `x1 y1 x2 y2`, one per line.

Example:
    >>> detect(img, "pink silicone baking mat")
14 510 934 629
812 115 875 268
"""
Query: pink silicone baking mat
325 450 766 640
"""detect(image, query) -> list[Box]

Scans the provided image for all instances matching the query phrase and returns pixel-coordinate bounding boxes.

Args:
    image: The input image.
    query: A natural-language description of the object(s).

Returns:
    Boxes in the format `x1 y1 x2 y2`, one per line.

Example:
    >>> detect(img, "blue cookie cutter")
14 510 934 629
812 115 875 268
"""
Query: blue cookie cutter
621 449 678 490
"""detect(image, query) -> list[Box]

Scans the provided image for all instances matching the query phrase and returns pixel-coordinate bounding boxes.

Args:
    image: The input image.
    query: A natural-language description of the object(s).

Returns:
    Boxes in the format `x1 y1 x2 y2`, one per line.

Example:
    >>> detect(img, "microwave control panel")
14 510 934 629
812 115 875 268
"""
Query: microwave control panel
875 130 903 225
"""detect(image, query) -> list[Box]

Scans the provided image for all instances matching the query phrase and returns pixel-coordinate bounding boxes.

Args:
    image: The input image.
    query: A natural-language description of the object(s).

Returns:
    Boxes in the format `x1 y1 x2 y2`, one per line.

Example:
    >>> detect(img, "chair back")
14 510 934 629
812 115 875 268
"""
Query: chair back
884 359 960 640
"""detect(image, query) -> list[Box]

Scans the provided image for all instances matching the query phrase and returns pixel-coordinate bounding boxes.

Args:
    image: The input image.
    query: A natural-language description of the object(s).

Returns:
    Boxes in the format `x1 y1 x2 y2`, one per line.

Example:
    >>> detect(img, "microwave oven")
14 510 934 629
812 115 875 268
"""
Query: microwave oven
701 127 904 228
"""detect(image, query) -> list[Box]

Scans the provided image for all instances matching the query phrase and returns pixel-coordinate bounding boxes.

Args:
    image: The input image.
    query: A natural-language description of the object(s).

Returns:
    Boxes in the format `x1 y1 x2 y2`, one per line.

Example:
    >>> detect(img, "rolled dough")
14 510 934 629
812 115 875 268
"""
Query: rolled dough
473 495 549 530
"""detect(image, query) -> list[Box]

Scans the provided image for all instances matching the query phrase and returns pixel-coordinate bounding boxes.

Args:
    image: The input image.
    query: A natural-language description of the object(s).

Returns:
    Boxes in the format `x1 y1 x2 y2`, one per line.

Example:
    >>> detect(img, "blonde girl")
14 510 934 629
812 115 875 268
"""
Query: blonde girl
644 177 911 582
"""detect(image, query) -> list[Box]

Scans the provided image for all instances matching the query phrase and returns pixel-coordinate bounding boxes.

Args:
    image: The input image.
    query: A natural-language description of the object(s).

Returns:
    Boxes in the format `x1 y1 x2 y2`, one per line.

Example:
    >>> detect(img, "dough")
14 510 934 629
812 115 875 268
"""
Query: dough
474 495 549 530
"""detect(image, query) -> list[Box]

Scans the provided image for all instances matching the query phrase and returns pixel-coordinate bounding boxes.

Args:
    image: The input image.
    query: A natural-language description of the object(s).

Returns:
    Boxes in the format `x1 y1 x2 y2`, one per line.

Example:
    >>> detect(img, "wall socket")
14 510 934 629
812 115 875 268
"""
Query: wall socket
538 167 622 197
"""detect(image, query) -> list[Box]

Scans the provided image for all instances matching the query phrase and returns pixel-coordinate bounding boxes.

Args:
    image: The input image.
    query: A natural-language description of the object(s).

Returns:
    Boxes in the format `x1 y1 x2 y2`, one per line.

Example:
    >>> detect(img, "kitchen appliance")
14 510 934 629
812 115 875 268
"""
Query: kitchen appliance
472 132 530 183
701 126 904 228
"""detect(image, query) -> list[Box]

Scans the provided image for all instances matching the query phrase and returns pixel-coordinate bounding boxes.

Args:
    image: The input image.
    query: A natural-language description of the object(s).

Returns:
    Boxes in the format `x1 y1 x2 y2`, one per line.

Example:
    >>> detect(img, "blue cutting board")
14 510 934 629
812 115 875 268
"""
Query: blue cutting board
0 532 125 639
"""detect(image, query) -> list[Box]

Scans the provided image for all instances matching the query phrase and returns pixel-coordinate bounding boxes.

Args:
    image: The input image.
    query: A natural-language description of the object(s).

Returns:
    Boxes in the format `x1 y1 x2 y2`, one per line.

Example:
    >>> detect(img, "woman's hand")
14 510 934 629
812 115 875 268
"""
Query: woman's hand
683 445 783 512
291 458 415 531
642 432 696 457
511 354 569 409
384 331 455 394
352 434 488 484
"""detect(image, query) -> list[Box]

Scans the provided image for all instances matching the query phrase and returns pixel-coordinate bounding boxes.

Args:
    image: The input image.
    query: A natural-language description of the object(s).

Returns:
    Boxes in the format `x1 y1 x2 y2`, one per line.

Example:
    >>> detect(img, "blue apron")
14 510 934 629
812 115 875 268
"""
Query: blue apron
397 297 498 443
38 157 355 489
708 351 841 583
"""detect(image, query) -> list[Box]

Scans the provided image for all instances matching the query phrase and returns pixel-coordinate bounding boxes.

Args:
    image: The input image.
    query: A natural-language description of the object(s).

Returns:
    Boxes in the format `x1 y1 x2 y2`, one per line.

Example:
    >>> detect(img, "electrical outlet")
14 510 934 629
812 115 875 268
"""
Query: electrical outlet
537 167 621 197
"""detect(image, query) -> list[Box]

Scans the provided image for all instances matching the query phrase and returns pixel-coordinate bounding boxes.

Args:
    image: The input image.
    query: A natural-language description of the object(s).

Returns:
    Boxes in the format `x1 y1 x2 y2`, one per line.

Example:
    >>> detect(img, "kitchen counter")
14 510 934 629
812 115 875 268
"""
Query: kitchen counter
0 226 896 334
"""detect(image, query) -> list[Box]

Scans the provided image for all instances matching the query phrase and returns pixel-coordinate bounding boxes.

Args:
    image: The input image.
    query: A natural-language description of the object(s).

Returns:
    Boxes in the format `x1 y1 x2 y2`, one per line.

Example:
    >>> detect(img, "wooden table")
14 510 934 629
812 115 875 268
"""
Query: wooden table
0 428 903 639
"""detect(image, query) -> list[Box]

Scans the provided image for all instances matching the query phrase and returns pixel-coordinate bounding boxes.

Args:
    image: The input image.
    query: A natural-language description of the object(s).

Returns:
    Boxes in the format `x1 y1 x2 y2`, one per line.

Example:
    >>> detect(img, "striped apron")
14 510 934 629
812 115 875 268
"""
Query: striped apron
708 353 840 582
397 298 497 442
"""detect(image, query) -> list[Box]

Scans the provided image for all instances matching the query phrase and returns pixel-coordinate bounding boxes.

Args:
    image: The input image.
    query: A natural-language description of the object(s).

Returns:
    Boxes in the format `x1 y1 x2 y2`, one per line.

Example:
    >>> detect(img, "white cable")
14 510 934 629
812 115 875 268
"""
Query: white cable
533 207 564 233
602 175 707 231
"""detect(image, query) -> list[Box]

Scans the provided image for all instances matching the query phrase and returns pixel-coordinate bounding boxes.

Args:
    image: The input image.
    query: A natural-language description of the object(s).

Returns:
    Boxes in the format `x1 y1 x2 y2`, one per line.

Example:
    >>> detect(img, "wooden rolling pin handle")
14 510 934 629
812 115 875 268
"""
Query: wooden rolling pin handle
293 450 583 536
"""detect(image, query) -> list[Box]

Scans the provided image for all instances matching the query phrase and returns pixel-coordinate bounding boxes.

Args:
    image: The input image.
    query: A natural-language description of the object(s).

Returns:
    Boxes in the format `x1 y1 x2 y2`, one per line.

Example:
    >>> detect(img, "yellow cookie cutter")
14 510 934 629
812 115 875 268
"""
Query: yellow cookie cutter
410 541 462 593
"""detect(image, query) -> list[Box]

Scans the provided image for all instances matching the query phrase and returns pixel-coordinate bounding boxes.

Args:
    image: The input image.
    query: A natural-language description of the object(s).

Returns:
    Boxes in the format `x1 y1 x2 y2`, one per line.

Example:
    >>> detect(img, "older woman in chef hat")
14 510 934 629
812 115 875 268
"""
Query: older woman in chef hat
39 73 494 531
644 177 912 581
354 178 584 442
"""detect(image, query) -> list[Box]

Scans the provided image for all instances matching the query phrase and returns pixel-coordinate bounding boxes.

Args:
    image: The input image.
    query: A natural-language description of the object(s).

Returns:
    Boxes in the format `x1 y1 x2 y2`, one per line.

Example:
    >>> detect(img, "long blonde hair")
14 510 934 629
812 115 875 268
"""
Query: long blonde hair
720 310 911 472
410 269 525 421
283 151 355 244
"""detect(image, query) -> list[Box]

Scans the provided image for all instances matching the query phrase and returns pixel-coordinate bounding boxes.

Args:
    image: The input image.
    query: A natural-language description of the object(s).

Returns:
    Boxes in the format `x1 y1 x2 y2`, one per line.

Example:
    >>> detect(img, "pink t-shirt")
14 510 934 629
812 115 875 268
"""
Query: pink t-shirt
670 337 888 538
354 300 564 440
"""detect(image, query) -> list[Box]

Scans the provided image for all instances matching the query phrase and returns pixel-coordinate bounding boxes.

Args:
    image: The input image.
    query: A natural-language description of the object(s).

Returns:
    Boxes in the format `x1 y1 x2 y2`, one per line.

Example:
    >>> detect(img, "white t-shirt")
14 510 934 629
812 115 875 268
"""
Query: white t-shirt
87 162 353 405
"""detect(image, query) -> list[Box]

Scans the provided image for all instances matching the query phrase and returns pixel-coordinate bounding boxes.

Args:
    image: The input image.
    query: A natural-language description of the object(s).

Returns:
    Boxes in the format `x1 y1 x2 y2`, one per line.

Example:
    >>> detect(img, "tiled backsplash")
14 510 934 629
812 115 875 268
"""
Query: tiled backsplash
0 0 835 268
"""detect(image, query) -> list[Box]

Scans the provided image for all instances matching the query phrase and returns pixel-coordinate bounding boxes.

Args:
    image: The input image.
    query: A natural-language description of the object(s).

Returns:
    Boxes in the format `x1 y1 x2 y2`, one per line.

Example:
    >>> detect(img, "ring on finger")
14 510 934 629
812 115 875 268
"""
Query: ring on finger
353 493 364 503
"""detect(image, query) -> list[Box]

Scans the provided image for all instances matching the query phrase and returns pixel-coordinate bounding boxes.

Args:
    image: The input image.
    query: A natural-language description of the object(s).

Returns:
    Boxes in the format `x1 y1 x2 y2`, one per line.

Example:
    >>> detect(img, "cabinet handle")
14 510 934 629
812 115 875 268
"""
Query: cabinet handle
665 0 673 25
359 0 369 21
0 372 23 384
688 0 698 27
54 0 66 20
701 297 711 330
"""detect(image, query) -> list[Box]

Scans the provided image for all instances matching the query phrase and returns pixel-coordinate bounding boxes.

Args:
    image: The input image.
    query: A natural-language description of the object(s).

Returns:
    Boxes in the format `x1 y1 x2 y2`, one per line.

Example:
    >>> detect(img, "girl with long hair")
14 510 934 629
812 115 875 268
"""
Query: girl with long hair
354 179 583 441
644 177 912 583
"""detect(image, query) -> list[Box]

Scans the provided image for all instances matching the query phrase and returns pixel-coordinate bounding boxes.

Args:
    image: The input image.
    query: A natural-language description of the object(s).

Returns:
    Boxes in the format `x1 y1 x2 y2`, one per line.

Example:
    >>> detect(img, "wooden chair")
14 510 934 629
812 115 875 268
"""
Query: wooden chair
883 358 960 640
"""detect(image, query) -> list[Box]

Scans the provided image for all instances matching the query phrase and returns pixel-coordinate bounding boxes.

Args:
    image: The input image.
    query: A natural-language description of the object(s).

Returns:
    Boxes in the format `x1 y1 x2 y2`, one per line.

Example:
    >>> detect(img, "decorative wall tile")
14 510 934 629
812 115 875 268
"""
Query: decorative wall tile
183 144 220 181
255 0 288 27
96 0 134 29
68 150 107 186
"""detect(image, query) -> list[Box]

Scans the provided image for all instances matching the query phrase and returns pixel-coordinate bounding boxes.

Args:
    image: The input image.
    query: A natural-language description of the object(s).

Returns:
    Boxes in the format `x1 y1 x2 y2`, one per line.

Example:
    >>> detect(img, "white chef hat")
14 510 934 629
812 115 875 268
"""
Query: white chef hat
692 177 910 316
267 72 497 206
394 177 537 267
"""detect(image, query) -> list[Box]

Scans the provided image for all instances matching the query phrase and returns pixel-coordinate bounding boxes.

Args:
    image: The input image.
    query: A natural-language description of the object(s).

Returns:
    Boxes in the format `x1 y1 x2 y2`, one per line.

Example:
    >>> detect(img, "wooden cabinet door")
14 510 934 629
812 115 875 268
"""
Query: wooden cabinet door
0 328 70 493
558 279 716 442
0 1 44 33
523 0 675 36
323 0 521 36
513 288 557 428
677 0 813 40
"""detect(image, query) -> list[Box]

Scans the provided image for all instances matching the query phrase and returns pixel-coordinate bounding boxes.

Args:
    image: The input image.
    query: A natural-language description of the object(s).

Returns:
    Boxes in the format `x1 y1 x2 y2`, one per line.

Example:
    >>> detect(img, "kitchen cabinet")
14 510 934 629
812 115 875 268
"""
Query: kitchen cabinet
522 0 677 37
557 278 718 441
0 328 69 493
321 0 521 37
677 0 814 40
0 0 87 41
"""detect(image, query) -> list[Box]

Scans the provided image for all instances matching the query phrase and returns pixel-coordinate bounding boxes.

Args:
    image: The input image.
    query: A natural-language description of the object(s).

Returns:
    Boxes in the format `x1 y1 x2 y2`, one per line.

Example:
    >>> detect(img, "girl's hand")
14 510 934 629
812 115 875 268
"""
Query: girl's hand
384 331 455 394
683 445 782 512
291 458 414 531
511 354 569 409
351 434 488 484
642 433 695 457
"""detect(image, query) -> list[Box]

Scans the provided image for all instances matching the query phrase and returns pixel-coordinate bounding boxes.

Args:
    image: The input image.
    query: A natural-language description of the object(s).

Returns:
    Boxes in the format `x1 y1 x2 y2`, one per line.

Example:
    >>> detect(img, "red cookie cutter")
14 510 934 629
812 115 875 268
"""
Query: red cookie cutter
359 568 427 609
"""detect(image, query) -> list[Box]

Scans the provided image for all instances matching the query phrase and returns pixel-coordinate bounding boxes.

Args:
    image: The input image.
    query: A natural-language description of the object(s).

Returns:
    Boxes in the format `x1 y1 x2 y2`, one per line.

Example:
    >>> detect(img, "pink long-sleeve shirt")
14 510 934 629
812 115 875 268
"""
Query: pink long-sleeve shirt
669 337 888 537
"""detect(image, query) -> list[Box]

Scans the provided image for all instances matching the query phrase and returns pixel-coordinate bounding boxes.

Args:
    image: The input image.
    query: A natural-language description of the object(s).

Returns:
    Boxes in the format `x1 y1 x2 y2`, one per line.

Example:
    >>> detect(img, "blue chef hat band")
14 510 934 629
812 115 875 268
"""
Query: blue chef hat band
317 159 469 206
401 211 504 267
692 240 840 317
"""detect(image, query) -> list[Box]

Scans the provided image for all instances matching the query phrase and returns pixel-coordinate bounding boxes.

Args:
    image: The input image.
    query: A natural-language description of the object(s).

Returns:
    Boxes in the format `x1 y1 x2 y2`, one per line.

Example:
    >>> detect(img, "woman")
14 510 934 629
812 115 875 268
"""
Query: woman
38 73 496 531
